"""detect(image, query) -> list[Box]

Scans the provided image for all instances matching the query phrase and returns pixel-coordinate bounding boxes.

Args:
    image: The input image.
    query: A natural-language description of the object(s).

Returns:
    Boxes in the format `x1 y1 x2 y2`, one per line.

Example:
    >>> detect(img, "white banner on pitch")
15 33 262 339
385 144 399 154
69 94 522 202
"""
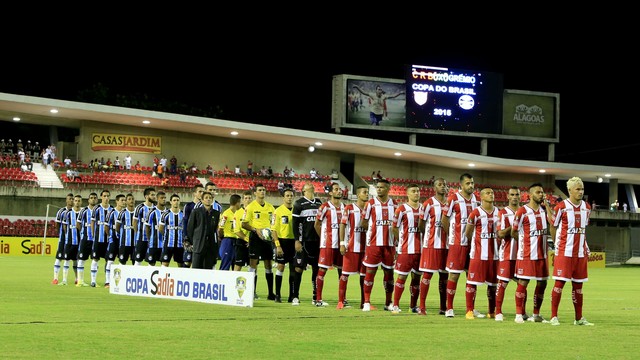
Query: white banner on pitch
109 265 254 307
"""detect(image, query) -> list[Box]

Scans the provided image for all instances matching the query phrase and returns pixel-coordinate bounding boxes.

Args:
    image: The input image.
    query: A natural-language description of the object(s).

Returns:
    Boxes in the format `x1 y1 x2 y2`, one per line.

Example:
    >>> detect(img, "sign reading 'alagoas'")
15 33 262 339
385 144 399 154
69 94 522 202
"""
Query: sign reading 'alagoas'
91 133 161 154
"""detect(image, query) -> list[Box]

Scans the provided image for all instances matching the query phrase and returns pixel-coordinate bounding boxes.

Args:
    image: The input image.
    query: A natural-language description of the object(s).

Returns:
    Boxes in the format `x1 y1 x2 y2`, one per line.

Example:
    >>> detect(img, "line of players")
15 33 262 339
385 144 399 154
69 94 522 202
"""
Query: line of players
277 173 593 326
50 174 593 325
51 182 230 288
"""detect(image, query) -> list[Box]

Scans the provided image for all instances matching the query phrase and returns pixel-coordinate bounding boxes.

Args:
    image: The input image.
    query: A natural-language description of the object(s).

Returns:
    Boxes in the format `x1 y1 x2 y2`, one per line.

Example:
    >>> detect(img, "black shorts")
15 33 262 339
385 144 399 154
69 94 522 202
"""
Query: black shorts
293 240 319 269
63 244 78 261
56 240 66 260
276 238 296 265
106 241 119 261
134 240 148 262
183 250 192 263
249 233 274 261
77 240 93 261
234 239 250 267
161 246 184 265
92 241 108 260
146 248 162 263
118 245 135 265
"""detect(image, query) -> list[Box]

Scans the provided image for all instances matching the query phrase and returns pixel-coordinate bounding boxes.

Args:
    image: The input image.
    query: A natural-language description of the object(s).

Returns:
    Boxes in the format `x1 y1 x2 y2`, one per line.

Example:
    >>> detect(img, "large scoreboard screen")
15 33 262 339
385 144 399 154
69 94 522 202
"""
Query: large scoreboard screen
405 64 504 134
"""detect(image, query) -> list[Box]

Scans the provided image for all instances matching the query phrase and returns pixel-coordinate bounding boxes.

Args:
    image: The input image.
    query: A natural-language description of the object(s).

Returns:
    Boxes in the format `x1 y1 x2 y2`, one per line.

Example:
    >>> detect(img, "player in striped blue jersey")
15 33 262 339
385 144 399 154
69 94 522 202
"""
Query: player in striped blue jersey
90 190 113 287
133 187 157 265
60 194 81 285
116 194 136 265
76 192 98 287
105 194 126 288
160 194 185 267
145 191 167 266
52 193 73 285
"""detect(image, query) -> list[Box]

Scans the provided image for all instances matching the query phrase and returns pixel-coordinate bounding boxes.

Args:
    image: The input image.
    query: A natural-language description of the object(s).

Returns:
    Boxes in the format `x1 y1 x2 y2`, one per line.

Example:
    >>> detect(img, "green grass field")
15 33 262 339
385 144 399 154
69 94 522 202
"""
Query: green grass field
2 256 639 359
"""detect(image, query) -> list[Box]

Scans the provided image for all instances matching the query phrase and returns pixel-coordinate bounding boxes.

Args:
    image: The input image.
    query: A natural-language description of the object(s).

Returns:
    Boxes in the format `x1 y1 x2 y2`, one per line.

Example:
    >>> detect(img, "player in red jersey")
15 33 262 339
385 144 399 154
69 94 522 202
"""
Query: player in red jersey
338 185 369 309
443 173 479 317
463 187 500 319
390 184 423 314
511 183 554 323
494 186 529 321
313 183 344 307
549 177 594 326
417 177 449 316
361 179 396 312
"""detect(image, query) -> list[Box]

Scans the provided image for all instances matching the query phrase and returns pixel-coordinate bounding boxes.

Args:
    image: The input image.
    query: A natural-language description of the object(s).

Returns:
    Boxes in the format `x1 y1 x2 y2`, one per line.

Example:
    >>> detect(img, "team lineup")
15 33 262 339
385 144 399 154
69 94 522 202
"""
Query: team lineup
50 174 594 326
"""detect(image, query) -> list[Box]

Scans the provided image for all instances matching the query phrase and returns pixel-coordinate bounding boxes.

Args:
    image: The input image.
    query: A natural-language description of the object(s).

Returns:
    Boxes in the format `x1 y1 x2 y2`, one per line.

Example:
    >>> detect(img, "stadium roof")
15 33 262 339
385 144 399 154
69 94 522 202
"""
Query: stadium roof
2 92 639 185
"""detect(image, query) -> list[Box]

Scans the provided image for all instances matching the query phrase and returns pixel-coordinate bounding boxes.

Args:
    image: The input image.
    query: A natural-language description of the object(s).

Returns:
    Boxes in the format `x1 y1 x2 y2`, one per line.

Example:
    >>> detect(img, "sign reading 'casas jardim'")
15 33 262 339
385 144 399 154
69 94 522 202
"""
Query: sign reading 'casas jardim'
91 133 161 154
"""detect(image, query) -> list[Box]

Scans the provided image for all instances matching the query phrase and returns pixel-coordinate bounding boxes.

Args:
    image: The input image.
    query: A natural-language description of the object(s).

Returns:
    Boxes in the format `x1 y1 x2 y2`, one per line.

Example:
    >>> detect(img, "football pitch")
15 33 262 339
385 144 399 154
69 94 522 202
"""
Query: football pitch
2 256 639 359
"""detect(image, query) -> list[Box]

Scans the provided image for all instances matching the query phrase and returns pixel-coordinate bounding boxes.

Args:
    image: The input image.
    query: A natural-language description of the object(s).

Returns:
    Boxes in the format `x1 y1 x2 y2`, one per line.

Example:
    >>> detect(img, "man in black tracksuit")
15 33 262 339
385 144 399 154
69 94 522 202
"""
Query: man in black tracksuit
291 182 323 305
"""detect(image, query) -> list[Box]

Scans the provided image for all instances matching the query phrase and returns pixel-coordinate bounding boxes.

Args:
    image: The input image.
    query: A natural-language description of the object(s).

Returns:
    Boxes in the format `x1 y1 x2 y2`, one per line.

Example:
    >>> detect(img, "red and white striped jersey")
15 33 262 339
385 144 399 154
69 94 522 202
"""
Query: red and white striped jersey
363 197 396 247
341 203 366 253
468 206 499 261
394 202 422 254
316 201 344 249
552 199 591 258
513 204 550 261
446 192 478 247
420 196 448 249
496 206 518 261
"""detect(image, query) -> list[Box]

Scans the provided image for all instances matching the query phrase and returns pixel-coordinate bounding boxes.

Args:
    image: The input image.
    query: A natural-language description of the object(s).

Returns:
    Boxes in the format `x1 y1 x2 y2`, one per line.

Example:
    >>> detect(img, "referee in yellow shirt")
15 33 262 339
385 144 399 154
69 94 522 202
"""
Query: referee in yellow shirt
218 194 241 270
271 188 296 303
242 184 276 300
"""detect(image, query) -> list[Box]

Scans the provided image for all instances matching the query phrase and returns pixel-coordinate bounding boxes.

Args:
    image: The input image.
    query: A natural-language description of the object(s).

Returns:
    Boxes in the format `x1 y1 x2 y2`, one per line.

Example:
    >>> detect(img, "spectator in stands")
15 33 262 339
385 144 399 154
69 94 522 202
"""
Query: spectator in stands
224 164 231 175
42 148 49 169
179 166 187 183
278 180 285 196
235 165 241 175
310 168 318 179
206 164 214 176
623 203 628 212
283 166 290 178
134 161 142 172
267 166 274 178
24 140 33 158
33 141 40 160
260 166 268 177
64 156 72 168
170 155 177 175
610 200 619 211
190 162 198 174
24 154 33 171
125 154 132 171
17 148 25 165
114 156 120 170
160 155 167 172
247 160 253 176
152 156 159 175
157 163 164 179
